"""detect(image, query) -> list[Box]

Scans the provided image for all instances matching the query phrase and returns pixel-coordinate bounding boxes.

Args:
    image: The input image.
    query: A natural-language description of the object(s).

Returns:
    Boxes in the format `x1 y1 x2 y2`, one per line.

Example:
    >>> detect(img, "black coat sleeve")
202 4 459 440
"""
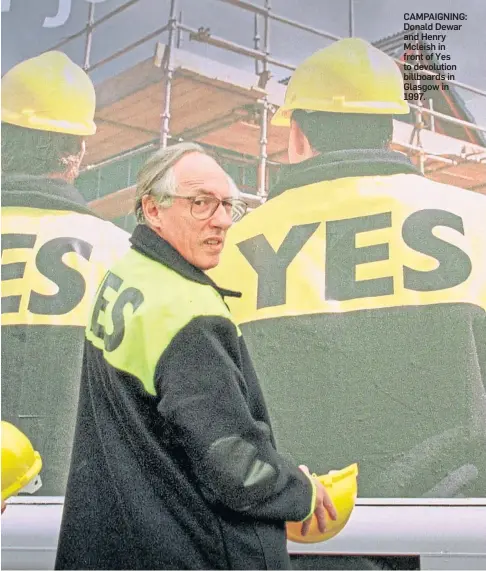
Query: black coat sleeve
155 315 315 522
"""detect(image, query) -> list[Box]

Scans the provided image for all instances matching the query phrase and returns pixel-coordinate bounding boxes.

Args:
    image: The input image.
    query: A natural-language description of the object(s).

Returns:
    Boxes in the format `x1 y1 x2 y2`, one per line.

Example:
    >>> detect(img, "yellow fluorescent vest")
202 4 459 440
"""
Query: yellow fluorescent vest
86 247 239 396
1 206 130 327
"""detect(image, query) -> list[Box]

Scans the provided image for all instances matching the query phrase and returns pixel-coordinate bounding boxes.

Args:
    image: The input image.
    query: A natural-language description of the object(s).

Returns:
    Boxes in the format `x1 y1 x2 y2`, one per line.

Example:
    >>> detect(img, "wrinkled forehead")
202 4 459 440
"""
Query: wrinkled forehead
174 152 239 198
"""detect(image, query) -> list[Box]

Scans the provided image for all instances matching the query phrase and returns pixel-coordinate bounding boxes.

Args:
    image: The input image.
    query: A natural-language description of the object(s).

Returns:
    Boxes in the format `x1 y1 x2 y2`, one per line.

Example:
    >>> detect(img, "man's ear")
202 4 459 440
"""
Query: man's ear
288 119 314 164
141 195 164 230
59 139 86 184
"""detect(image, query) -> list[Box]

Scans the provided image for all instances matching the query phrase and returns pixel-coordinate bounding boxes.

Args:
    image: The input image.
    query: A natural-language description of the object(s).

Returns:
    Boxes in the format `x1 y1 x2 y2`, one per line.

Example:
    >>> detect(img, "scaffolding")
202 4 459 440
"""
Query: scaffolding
48 0 486 214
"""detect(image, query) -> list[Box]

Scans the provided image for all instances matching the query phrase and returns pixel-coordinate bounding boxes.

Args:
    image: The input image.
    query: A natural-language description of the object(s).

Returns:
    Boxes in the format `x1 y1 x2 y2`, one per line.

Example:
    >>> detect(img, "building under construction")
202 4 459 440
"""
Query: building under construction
54 0 486 231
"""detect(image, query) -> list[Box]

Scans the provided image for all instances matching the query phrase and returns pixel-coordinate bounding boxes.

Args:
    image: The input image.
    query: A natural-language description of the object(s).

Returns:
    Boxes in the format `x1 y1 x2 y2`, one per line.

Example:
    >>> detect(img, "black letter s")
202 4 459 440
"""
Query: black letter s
402 209 472 292
28 237 93 315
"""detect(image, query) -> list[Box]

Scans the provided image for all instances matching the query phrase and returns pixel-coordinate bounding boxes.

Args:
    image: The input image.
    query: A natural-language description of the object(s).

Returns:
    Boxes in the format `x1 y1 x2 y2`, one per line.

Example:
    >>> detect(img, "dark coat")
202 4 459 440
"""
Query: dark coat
55 225 314 570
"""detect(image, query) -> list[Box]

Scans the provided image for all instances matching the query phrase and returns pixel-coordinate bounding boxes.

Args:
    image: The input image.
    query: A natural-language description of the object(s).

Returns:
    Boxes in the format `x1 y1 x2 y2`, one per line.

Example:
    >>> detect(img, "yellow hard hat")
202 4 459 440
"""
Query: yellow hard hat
1 421 43 502
1 51 96 136
286 463 358 544
272 38 409 127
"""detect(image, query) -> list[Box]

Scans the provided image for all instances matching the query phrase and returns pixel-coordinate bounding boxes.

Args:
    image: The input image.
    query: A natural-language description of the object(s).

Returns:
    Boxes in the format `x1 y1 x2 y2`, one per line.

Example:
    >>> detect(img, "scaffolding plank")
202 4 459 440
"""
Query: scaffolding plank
96 77 207 124
96 82 164 122
96 57 165 110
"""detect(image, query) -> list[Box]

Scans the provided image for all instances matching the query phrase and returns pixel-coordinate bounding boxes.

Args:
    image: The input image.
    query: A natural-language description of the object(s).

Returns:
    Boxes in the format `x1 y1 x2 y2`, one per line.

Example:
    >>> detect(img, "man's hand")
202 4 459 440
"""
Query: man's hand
299 465 338 536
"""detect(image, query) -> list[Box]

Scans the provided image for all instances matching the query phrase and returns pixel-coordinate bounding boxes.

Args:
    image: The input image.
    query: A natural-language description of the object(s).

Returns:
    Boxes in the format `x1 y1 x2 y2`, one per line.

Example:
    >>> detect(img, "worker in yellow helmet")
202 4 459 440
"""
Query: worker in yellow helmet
211 37 486 554
1 422 43 515
1 52 130 499
2 50 97 179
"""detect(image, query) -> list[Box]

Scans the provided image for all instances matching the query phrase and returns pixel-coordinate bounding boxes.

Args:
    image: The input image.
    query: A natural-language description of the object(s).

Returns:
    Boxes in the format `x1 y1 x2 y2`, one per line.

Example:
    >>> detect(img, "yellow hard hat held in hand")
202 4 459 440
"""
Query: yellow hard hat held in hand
1 421 43 503
287 463 358 544
1 51 96 136
272 37 409 127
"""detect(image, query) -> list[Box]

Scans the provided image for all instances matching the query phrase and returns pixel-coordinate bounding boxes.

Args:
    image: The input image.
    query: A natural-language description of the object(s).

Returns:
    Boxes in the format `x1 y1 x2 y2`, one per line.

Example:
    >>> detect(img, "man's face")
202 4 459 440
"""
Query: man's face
145 152 236 271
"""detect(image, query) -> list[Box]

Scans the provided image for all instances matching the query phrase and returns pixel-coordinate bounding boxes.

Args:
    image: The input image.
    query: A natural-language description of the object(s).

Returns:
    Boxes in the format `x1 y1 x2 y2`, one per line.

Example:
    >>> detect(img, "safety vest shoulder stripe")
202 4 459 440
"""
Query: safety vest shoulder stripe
86 248 239 396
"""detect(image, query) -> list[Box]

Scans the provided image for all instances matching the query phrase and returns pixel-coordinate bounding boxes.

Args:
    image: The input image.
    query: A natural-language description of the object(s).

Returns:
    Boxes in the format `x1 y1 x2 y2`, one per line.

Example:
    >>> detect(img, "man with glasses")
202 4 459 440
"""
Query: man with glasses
55 142 336 571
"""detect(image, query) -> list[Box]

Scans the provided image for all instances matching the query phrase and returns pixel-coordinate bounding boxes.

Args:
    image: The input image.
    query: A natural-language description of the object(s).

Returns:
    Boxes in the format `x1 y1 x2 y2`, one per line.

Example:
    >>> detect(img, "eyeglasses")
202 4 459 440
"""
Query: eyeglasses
172 194 248 223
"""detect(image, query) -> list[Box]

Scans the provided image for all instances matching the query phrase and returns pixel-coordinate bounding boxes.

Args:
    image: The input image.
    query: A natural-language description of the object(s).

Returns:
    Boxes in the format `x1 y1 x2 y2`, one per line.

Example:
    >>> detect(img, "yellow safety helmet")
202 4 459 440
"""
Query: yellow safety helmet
286 463 358 544
1 51 96 136
1 421 43 502
272 38 409 127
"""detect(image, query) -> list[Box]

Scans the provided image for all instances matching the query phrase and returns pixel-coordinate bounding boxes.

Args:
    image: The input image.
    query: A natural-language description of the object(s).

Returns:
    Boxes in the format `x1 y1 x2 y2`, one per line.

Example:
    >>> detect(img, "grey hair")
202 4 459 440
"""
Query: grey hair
134 141 204 224
225 173 240 198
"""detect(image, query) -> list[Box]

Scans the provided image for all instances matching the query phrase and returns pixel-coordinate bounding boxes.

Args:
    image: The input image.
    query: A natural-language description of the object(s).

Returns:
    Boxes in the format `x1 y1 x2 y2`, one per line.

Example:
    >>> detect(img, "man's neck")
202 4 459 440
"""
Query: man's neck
47 171 74 185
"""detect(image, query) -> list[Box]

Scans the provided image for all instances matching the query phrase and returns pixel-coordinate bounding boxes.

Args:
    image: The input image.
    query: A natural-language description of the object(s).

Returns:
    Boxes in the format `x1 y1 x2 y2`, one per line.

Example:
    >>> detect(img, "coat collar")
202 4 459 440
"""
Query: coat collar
130 225 242 299
2 173 101 218
269 149 422 199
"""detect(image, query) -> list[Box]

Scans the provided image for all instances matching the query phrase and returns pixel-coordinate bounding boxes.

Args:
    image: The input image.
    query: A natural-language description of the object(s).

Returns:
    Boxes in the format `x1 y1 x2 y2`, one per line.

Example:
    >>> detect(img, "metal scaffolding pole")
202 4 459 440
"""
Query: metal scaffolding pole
177 11 184 49
253 13 261 75
408 103 486 135
182 23 265 60
160 0 178 148
181 22 298 73
257 0 270 198
48 0 141 52
348 0 354 37
399 142 458 165
428 99 435 132
82 142 159 172
83 2 95 71
414 112 426 174
89 23 169 72
217 0 341 41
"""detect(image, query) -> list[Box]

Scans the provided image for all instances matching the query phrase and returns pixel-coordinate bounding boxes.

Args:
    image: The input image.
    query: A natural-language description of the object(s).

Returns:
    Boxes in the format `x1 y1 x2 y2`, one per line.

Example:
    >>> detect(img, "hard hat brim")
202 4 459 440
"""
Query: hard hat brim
1 451 42 502
2 109 97 136
271 99 410 128
286 510 355 544
271 106 292 127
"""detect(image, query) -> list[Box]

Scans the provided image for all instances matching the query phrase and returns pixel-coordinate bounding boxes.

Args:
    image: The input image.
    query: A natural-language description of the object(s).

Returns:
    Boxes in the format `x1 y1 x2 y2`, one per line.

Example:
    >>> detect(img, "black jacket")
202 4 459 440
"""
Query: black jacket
1 174 129 496
55 225 314 571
